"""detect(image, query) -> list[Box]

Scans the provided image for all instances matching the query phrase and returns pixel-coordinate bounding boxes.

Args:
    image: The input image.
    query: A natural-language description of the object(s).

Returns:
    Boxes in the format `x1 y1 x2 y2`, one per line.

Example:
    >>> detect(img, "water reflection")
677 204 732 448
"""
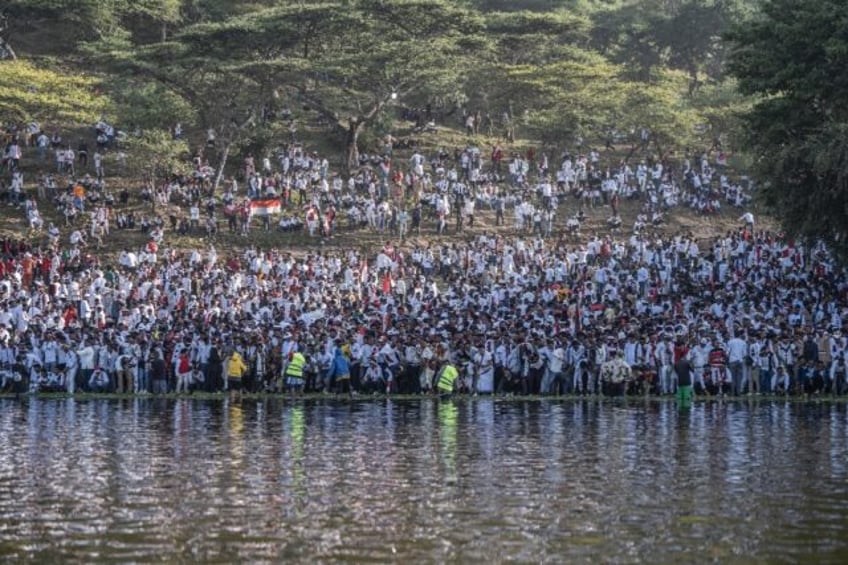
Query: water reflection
438 401 458 481
0 398 847 562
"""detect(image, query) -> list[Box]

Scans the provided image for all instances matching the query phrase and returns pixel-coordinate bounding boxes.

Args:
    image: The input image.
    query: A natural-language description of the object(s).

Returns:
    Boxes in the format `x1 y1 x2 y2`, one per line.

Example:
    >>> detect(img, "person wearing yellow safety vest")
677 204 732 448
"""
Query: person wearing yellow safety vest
437 362 459 397
227 350 248 401
285 350 307 396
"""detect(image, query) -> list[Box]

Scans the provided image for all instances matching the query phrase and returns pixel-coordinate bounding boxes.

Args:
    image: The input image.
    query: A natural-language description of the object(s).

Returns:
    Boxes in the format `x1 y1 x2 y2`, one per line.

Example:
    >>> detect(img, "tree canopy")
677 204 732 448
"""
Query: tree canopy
1 0 764 177
727 0 848 257
90 0 489 172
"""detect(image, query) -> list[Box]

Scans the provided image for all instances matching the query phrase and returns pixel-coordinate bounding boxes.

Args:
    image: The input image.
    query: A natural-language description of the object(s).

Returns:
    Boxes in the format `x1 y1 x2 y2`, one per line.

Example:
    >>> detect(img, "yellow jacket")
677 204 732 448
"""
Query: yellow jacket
227 352 248 379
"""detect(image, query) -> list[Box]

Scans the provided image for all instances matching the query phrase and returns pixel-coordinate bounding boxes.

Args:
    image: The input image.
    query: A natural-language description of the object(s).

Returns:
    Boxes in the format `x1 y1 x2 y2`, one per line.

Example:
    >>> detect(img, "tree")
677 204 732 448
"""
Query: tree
94 29 275 189
472 10 704 154
107 79 197 133
97 1 486 174
232 0 487 170
499 48 624 146
124 129 189 211
727 0 848 257
590 0 750 89
483 10 590 65
463 11 596 143
688 79 751 152
0 12 16 60
1 0 187 61
3 0 130 54
589 2 663 81
122 0 183 43
617 70 702 158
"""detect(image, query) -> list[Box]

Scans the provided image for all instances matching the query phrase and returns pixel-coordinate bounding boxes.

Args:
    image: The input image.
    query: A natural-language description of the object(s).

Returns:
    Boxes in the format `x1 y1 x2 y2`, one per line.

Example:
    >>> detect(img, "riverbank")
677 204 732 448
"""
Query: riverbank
3 391 847 404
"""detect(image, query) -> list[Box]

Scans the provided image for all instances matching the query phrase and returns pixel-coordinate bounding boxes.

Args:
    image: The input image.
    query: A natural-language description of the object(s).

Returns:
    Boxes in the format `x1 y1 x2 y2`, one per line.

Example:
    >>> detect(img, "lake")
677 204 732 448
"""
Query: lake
0 398 847 563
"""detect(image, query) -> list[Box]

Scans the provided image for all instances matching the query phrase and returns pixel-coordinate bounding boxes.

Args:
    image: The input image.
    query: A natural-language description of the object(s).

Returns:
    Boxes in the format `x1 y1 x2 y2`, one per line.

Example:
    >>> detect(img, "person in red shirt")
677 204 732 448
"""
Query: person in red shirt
673 341 689 364
20 254 34 288
41 255 51 282
707 339 729 395
491 144 503 174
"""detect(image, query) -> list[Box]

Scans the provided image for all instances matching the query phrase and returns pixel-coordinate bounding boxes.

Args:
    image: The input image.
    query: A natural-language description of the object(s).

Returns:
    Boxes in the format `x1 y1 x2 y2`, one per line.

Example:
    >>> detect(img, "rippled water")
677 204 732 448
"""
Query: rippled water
1 398 847 563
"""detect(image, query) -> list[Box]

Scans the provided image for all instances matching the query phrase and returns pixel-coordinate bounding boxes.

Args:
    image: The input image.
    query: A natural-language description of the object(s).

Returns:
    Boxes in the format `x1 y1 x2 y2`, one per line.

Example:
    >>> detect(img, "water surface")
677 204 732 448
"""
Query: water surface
1 398 846 563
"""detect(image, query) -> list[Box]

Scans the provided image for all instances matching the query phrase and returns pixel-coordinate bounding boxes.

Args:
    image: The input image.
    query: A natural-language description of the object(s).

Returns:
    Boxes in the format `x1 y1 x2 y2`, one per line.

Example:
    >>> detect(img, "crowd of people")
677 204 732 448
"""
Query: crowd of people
1 118 846 400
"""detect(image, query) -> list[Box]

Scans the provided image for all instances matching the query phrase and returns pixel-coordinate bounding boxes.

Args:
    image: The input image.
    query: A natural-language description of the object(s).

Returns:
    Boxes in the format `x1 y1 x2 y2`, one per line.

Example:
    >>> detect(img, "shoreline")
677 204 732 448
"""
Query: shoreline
2 392 847 404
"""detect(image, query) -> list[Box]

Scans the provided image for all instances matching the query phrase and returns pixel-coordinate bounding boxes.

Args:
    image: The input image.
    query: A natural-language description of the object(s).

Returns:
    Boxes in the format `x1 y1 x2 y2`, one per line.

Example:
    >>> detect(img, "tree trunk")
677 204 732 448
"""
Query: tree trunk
148 177 157 213
344 120 363 172
653 137 666 163
161 22 168 42
687 65 700 96
0 36 16 60
213 141 232 191
625 142 639 163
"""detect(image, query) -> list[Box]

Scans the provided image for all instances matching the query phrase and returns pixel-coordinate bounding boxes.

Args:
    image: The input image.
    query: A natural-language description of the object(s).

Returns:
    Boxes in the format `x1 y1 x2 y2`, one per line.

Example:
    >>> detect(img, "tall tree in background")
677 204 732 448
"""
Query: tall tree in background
2 0 183 55
101 35 274 188
258 0 486 170
591 0 750 90
469 9 703 154
99 0 485 173
728 0 848 256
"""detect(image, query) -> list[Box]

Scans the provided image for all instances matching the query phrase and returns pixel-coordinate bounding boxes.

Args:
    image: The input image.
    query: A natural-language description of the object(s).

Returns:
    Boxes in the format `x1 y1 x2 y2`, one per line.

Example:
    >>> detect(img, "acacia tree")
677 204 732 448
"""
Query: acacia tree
461 11 610 147
501 50 624 147
591 0 751 90
472 10 703 155
617 70 702 159
2 0 183 58
95 27 277 188
206 1 486 170
125 130 190 211
727 0 848 257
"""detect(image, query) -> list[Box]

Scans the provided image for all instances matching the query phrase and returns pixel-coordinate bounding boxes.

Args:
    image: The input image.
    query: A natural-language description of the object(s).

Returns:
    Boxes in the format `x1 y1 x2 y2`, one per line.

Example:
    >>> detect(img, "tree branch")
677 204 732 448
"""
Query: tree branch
296 86 344 129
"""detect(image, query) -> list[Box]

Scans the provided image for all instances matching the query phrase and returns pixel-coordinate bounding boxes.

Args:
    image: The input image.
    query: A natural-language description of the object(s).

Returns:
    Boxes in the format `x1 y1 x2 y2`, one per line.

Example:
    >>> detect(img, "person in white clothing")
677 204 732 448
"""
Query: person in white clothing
726 334 749 396
474 341 495 394
739 212 754 231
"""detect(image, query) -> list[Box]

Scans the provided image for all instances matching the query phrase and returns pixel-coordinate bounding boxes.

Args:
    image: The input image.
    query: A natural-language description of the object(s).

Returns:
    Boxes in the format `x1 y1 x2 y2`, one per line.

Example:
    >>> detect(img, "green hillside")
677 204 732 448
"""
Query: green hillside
0 0 844 256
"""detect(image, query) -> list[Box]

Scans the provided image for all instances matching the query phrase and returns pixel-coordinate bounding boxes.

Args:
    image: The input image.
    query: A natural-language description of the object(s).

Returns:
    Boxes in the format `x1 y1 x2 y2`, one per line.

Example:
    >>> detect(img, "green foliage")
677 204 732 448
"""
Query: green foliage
2 0 758 184
728 0 848 256
482 11 590 65
463 0 591 11
473 24 705 153
146 0 489 168
618 70 702 153
6 0 129 42
108 80 196 131
502 50 623 144
590 0 749 87
0 59 108 125
688 79 752 149
123 129 190 180
128 0 182 23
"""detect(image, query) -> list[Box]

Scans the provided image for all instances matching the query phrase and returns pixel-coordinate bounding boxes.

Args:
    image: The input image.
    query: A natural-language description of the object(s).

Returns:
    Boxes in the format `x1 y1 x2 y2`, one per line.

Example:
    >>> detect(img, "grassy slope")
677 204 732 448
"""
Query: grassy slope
0 119 766 260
